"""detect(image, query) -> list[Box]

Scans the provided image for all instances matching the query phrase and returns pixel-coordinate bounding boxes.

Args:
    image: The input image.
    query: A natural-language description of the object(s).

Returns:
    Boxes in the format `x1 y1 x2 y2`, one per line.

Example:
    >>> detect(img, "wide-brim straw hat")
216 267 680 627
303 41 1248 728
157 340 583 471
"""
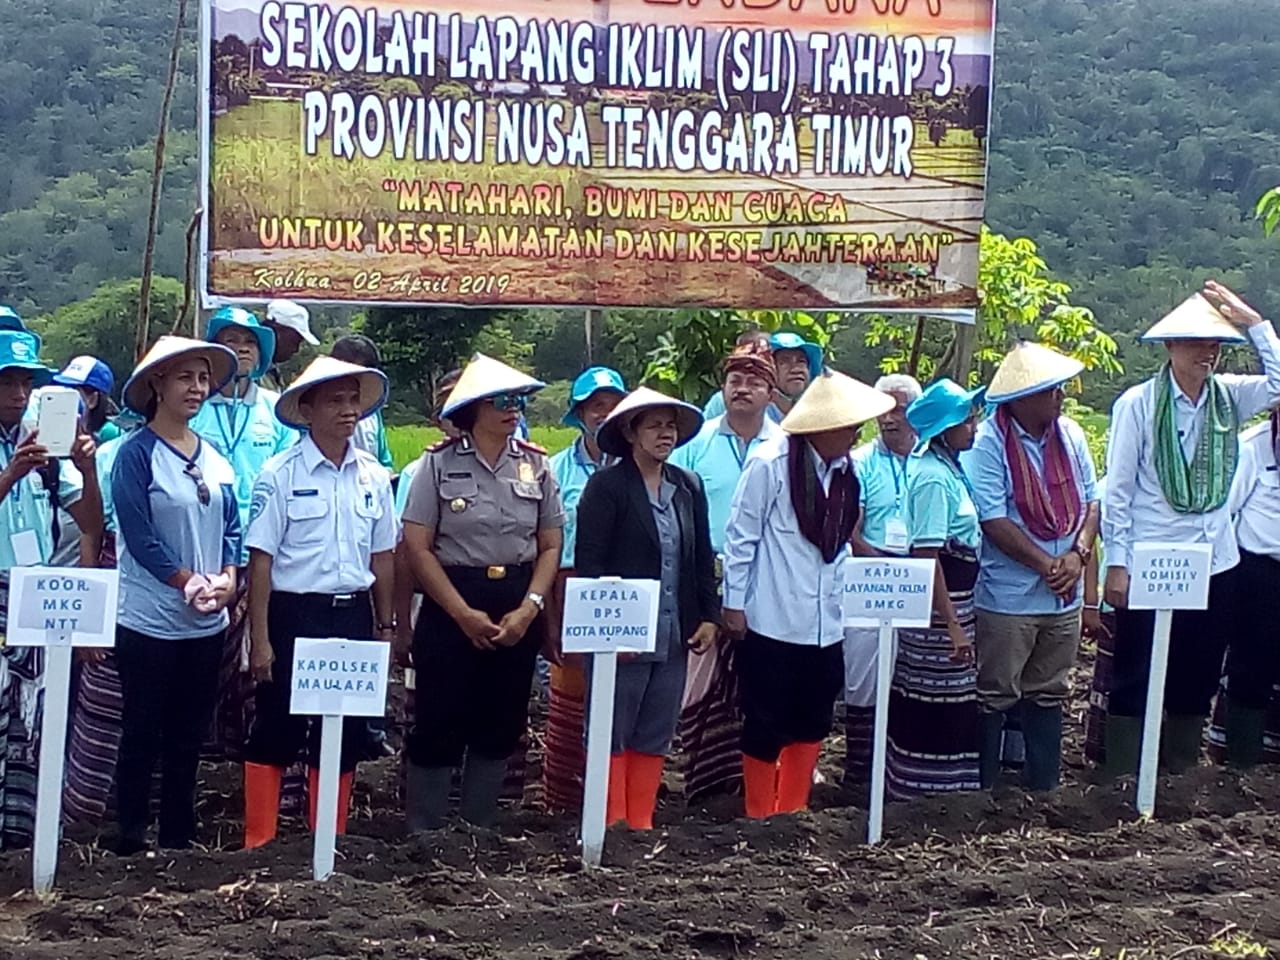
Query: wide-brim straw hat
275 356 389 430
986 342 1085 404
1141 293 1246 343
441 353 545 419
906 378 987 449
122 336 237 415
596 387 703 458
780 370 895 435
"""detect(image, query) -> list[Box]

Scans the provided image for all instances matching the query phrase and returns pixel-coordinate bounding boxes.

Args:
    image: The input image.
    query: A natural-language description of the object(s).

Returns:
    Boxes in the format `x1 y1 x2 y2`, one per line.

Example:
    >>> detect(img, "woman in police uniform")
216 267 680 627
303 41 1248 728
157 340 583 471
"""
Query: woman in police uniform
400 354 564 830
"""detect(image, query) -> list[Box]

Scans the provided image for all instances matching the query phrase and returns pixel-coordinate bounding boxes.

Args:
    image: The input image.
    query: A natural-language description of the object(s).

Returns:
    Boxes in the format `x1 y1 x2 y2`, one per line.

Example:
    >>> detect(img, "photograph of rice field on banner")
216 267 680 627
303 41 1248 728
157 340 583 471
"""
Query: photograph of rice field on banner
205 0 994 308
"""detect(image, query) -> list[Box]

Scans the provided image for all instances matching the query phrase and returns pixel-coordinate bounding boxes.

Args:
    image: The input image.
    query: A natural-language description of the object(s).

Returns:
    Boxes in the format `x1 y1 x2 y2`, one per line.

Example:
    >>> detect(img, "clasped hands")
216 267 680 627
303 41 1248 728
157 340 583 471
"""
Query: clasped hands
182 572 235 614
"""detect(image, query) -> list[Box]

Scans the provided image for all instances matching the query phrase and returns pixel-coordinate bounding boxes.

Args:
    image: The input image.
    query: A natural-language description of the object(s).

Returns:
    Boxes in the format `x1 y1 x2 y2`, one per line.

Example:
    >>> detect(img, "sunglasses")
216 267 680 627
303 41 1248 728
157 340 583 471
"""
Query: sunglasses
491 393 529 412
184 461 211 507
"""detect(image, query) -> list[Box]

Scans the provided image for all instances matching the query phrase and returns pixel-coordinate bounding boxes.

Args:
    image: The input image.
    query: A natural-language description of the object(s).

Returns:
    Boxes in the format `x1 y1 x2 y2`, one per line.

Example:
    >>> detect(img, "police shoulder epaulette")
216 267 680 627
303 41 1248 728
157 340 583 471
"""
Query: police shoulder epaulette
514 438 546 456
428 436 462 453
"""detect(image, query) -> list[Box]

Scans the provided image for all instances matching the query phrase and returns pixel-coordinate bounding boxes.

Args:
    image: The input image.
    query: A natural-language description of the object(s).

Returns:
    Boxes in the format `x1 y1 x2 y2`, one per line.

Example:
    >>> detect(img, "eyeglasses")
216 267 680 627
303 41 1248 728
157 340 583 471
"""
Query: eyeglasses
184 461 211 507
491 393 529 412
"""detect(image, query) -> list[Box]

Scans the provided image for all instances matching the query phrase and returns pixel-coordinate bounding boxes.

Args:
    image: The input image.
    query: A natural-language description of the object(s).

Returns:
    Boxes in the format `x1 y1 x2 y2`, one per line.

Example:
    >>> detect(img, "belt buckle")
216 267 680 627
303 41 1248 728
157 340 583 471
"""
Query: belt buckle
486 565 507 580
332 593 355 606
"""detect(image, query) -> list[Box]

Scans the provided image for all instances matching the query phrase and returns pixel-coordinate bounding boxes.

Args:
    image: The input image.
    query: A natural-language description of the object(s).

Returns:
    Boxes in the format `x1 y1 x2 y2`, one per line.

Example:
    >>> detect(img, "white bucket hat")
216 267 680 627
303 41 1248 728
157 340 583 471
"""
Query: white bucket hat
275 356 389 430
265 299 319 346
780 370 895 435
1141 293 1246 343
122 336 237 416
595 387 703 458
441 353 544 419
986 342 1085 404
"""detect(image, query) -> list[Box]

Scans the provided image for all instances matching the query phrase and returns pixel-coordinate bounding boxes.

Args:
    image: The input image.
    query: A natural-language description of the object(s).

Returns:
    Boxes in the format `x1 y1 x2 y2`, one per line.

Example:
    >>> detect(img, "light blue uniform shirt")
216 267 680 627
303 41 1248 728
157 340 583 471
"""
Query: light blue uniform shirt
964 414 1099 615
0 428 84 569
395 453 424 519
670 414 782 553
904 448 981 552
113 430 241 640
702 390 784 424
852 439 911 554
96 435 126 532
549 436 610 569
189 383 296 564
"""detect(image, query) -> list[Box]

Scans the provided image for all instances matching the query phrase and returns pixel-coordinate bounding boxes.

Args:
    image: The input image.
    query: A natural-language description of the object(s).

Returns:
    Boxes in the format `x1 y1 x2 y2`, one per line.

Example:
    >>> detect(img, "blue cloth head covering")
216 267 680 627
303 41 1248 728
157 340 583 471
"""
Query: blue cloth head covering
906 378 987 450
562 366 626 432
0 330 53 386
205 306 277 381
768 331 823 378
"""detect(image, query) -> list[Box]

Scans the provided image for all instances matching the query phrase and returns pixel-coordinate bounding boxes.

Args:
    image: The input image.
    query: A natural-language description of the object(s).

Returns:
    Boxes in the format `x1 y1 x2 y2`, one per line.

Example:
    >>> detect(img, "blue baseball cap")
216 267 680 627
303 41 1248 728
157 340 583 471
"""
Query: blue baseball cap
0 330 53 386
562 366 626 431
906 379 986 450
205 306 276 381
769 332 824 378
53 355 115 396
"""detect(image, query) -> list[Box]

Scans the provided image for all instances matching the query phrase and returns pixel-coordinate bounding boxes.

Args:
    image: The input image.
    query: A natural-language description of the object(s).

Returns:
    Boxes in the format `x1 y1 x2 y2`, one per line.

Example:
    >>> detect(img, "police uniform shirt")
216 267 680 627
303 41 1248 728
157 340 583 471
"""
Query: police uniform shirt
402 434 565 567
245 436 398 595
0 428 84 569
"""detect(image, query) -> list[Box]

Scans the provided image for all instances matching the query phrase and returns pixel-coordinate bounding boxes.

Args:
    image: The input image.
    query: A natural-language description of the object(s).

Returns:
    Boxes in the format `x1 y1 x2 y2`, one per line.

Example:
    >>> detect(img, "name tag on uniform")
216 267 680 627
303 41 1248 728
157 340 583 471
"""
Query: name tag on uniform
883 516 909 552
10 529 41 567
291 489 319 497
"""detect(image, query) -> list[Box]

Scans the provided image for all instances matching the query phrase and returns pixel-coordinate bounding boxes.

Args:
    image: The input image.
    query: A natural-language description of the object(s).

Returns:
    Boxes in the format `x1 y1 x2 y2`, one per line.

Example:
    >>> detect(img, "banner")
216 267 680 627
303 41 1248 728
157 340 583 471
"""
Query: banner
201 0 995 309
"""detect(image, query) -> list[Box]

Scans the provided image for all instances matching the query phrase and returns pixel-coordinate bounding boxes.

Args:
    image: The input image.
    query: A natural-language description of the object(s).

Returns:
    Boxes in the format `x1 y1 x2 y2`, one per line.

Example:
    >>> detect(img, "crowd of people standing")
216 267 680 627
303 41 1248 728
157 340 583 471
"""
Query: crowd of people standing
0 280 1277 857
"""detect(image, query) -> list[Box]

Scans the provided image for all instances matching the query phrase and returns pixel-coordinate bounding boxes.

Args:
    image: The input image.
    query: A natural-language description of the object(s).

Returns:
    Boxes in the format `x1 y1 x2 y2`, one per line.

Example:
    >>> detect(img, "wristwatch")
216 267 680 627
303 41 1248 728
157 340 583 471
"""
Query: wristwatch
526 592 545 612
1072 543 1093 563
376 621 396 632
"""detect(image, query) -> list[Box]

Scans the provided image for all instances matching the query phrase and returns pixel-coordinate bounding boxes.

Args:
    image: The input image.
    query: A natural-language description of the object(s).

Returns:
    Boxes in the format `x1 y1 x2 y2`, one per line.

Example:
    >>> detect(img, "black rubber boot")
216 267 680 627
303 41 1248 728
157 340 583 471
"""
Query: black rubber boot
978 710 1005 789
1021 703 1064 791
1160 714 1205 774
459 754 508 828
1101 715 1142 780
405 764 452 832
1225 700 1268 769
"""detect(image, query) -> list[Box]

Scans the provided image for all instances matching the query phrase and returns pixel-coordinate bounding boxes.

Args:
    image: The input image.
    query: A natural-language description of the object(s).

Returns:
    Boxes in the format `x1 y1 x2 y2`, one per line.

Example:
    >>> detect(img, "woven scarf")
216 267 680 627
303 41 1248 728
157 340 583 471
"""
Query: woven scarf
996 405 1081 541
1153 364 1238 513
787 435 860 563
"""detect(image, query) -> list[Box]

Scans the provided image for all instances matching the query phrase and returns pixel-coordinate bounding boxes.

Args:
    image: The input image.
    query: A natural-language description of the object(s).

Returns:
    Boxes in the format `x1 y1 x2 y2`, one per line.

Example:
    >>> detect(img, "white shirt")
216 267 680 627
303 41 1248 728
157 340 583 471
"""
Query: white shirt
246 436 399 594
1103 322 1280 574
1230 421 1280 560
722 437 849 648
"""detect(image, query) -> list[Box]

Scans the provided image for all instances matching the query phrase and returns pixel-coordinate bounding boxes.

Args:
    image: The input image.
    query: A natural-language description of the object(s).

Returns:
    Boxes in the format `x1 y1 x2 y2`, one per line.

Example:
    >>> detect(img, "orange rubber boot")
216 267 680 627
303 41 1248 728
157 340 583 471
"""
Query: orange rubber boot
243 763 282 849
607 753 629 827
742 754 779 819
775 742 823 814
308 768 356 835
625 753 666 831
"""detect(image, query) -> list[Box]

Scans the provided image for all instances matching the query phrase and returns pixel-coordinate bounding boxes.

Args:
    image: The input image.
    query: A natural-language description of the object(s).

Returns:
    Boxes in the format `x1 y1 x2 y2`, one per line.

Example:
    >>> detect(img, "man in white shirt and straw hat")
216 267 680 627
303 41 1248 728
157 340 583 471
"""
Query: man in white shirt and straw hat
722 370 893 818
965 342 1100 791
1102 281 1280 778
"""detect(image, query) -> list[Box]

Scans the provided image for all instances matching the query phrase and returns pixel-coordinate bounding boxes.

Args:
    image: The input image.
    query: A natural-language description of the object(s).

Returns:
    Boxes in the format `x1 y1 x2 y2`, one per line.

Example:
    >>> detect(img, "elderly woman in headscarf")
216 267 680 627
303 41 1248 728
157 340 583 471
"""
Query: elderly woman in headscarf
541 367 627 814
575 388 719 829
885 378 985 798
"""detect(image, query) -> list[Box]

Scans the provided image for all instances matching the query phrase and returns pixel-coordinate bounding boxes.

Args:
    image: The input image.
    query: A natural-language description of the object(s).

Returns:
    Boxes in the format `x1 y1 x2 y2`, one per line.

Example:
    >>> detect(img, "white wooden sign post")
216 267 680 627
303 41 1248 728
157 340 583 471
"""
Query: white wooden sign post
1127 542 1212 818
561 577 659 869
289 637 390 881
844 558 935 845
7 567 119 894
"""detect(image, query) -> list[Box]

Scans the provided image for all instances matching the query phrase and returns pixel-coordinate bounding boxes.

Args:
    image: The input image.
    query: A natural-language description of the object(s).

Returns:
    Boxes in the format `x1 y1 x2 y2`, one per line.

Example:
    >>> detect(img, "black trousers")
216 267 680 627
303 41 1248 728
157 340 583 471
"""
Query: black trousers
116 626 223 847
408 565 542 767
243 591 373 774
739 630 844 762
1109 569 1234 718
1225 551 1280 709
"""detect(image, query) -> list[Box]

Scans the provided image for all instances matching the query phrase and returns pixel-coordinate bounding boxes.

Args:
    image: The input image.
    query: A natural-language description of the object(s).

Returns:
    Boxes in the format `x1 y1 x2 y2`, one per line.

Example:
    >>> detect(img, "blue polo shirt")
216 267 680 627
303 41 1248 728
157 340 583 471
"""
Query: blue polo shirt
670 413 782 553
189 383 296 564
113 429 241 640
904 448 981 552
964 414 1098 615
852 439 911 554
0 428 84 568
549 436 610 568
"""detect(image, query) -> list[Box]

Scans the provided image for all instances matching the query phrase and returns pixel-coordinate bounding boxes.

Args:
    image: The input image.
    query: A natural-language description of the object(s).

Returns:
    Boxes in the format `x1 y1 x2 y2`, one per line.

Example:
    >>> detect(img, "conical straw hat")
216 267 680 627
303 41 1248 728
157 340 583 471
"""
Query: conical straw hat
986 342 1085 404
596 387 703 458
275 356 389 430
1141 293 1245 343
780 370 895 435
441 353 544 419
122 336 237 415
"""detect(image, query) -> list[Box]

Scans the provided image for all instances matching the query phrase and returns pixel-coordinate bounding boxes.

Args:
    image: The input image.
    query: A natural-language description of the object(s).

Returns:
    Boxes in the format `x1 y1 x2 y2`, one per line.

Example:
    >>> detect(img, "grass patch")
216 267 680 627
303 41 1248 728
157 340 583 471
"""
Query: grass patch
387 424 578 471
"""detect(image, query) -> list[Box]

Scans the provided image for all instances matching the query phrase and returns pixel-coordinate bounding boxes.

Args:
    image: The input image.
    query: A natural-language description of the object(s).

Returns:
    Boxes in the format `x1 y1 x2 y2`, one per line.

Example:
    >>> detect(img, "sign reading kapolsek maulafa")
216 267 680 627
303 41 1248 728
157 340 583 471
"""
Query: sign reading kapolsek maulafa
290 637 390 717
203 0 995 310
